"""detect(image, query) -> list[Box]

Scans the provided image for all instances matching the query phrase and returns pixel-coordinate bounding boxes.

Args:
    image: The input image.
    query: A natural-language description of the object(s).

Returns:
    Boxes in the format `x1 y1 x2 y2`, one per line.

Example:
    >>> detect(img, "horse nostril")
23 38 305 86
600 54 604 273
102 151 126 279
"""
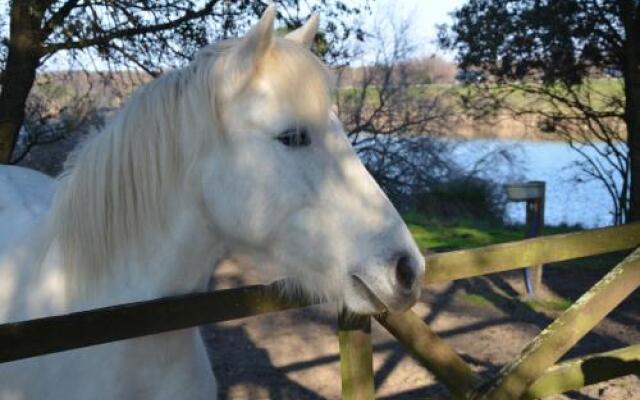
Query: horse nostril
395 254 417 291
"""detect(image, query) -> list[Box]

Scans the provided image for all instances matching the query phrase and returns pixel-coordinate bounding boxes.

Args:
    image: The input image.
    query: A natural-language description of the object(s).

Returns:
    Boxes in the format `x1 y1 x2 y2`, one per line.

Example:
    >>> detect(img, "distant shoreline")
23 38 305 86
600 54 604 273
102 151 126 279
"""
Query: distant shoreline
437 113 627 143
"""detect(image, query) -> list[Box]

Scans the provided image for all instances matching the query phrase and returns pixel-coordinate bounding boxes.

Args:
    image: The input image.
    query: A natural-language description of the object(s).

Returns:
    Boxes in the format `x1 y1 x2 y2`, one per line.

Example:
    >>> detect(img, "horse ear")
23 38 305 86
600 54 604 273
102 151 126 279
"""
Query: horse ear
235 5 275 67
217 6 275 101
285 14 319 49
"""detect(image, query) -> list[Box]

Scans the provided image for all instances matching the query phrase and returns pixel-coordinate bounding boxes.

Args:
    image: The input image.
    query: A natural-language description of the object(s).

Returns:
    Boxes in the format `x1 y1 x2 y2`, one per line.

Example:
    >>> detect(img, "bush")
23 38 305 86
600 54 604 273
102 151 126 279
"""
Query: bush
410 177 506 222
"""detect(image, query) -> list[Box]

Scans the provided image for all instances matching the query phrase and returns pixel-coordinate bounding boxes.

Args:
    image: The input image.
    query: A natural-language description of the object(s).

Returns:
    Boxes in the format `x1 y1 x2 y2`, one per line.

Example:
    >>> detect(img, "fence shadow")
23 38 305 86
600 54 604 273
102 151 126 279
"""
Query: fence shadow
202 323 328 400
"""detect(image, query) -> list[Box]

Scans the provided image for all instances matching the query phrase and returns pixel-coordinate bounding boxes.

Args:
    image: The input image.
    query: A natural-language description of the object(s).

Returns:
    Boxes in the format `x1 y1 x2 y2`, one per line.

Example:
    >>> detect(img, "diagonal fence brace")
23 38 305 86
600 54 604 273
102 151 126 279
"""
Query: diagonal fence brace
472 247 640 400
524 344 640 399
376 309 480 399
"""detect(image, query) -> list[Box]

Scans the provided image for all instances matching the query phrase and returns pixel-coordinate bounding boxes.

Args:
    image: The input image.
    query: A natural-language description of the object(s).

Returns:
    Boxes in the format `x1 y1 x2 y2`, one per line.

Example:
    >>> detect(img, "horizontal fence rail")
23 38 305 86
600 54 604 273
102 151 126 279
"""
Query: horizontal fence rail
424 222 640 284
0 279 315 363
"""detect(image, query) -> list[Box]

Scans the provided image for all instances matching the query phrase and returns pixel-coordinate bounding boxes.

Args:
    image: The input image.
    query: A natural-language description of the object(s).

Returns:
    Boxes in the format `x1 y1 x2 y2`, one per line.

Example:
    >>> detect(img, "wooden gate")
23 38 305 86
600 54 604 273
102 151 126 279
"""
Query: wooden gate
1 222 639 399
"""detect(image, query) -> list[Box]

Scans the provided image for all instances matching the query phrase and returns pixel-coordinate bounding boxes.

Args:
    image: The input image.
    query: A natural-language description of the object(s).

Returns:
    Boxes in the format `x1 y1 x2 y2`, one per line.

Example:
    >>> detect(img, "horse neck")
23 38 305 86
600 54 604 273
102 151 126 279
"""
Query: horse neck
117 204 223 296
61 199 226 311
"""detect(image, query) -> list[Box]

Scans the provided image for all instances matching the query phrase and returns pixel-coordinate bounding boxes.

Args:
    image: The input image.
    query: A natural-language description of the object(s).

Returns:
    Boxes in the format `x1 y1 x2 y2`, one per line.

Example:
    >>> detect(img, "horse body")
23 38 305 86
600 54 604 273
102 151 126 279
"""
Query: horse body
0 7 424 399
0 169 218 400
0 166 54 261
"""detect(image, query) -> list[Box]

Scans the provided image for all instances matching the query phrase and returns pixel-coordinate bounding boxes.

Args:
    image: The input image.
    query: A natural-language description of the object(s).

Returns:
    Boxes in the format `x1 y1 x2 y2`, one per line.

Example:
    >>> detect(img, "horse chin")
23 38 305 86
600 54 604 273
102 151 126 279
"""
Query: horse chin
344 274 418 315
345 275 387 315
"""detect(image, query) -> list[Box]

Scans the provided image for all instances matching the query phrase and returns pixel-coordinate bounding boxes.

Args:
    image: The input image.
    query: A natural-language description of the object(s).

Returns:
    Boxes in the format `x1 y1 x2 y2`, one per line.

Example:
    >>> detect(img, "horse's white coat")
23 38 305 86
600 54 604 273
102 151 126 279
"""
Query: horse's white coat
0 7 424 399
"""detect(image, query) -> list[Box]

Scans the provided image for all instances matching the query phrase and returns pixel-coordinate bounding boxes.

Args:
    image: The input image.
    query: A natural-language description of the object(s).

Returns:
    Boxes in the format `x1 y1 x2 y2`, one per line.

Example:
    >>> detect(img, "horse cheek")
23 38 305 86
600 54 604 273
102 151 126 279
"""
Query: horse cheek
201 155 279 246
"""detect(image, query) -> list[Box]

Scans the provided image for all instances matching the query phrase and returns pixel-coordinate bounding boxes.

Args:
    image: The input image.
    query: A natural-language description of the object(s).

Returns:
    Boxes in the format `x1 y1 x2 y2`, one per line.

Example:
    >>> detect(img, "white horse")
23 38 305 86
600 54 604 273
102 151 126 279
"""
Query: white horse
0 7 424 399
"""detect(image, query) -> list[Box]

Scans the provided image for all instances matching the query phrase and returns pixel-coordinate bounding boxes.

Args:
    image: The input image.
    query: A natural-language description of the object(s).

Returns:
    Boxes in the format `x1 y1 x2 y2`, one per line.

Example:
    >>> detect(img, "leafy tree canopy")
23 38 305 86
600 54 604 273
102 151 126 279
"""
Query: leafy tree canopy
438 0 628 85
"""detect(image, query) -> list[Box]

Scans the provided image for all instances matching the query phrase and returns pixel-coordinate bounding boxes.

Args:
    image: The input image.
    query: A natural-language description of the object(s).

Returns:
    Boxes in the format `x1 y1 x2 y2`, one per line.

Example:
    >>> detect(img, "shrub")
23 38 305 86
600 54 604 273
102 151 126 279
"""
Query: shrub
410 177 506 222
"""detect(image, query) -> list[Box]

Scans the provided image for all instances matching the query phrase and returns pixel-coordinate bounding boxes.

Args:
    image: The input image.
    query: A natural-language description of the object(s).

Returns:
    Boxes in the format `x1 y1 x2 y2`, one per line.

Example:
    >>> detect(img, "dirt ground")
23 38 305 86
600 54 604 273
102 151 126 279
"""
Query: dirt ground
202 253 640 400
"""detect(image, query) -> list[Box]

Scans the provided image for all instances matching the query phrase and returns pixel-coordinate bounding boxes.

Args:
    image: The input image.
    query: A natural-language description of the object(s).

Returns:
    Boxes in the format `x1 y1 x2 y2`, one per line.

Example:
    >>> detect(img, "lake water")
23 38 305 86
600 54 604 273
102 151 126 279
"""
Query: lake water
450 139 621 228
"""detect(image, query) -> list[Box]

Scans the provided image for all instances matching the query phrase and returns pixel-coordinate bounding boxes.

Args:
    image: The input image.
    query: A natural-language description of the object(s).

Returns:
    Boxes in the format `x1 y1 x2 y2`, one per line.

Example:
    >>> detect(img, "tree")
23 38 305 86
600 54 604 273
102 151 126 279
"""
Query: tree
335 11 513 223
0 0 363 163
439 0 640 223
335 14 455 202
10 72 104 174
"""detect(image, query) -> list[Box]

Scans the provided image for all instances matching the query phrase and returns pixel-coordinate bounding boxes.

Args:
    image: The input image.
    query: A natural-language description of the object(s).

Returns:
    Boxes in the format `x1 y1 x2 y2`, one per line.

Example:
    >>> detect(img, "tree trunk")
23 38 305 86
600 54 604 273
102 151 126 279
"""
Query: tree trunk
625 69 640 223
620 1 640 222
0 1 47 164
624 56 640 223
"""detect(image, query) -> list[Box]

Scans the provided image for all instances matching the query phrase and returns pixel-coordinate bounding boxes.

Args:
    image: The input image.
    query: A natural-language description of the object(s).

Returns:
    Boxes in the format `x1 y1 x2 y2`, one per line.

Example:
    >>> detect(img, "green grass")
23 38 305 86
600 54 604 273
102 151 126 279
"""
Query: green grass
459 293 506 308
524 297 573 312
337 78 624 120
402 210 580 252
459 292 573 312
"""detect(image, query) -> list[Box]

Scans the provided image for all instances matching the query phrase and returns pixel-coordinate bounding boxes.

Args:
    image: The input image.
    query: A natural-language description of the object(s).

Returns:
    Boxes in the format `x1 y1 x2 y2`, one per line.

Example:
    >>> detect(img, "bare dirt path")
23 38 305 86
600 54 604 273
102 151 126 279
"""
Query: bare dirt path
203 256 640 399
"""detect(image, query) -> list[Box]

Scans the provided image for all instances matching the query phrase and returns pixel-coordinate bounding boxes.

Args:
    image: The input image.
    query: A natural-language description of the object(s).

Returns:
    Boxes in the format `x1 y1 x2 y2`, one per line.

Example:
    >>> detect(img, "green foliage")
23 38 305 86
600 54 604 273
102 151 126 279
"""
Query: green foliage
410 177 506 225
438 0 623 85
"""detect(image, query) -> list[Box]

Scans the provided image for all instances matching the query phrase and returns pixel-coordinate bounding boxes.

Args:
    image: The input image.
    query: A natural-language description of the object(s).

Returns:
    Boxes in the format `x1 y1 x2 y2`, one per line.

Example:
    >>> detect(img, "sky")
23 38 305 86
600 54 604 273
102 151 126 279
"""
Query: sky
363 0 466 61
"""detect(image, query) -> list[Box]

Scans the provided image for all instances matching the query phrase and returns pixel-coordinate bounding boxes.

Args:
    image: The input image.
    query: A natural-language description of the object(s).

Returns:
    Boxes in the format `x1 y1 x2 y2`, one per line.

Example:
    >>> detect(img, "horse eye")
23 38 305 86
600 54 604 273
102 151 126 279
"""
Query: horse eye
276 128 311 147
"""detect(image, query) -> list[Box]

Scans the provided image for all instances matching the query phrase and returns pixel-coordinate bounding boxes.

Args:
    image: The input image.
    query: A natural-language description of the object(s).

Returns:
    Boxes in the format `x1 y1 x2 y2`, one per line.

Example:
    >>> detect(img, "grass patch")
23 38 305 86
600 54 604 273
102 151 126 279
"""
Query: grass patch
461 292 573 312
460 290 573 312
460 294 503 307
338 78 623 114
524 297 573 312
402 210 581 252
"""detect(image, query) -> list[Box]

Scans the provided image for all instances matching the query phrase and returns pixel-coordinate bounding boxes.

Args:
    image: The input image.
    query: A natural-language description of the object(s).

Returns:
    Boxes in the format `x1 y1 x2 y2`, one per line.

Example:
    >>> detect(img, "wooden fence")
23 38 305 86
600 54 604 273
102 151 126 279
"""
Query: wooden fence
1 222 639 399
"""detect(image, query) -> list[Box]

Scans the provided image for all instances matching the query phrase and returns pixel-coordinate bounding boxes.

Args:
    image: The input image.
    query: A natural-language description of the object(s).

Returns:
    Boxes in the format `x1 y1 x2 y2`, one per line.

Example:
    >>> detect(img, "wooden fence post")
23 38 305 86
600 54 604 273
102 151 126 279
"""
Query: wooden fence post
339 311 375 400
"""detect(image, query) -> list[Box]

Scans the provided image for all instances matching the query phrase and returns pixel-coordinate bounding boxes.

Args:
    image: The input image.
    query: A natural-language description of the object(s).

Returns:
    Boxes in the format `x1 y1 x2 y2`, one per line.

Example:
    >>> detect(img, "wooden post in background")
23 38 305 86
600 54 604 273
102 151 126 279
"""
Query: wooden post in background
339 311 375 400
525 182 545 297
505 180 546 298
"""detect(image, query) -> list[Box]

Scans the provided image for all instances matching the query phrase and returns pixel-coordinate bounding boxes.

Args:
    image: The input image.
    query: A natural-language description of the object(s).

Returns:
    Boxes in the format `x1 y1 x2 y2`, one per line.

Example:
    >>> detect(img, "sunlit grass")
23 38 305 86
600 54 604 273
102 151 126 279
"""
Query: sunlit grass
459 291 573 313
338 78 623 116
460 293 501 308
402 210 582 252
524 297 573 312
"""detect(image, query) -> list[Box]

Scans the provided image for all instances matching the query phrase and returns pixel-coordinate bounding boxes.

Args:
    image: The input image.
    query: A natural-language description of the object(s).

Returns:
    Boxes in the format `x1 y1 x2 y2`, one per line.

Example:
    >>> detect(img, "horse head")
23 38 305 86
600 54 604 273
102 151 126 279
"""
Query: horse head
199 7 424 314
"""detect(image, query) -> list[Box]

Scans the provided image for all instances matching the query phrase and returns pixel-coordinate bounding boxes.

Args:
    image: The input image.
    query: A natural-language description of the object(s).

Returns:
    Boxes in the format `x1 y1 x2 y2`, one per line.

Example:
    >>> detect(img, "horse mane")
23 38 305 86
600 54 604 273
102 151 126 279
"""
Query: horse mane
48 38 332 294
49 44 221 292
